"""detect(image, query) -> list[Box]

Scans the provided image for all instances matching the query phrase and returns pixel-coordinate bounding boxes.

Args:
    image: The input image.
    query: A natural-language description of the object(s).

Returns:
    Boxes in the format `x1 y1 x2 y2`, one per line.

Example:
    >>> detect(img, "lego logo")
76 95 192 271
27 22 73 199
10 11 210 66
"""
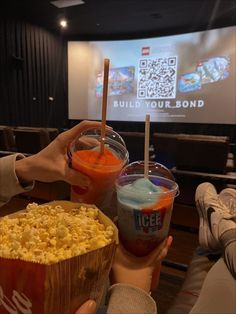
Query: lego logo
142 47 150 56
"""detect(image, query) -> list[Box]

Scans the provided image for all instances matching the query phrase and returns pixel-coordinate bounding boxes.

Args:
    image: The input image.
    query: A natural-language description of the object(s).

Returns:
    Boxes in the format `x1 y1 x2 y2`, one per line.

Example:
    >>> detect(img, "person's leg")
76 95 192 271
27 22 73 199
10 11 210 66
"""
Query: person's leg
195 182 236 278
168 183 236 314
186 183 236 314
223 240 236 279
190 257 236 314
218 187 236 279
167 248 216 314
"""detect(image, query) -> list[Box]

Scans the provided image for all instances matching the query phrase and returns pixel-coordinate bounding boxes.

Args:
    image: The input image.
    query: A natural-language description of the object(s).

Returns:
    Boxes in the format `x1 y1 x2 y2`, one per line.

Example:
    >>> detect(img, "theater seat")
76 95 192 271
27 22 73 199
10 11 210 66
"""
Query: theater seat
46 128 59 141
14 128 51 154
118 131 145 162
0 126 16 151
152 133 178 168
175 134 230 174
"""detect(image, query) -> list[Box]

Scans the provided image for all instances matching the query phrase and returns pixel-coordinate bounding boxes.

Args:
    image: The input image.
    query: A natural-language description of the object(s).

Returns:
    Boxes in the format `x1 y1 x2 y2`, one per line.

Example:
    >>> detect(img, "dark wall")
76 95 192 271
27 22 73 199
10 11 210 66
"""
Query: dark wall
0 17 68 128
0 17 235 143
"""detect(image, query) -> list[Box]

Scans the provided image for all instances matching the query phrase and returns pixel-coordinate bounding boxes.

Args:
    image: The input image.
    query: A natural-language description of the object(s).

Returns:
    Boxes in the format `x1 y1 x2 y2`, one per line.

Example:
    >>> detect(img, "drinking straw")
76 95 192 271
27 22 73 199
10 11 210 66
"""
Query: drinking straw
100 58 110 154
144 113 150 178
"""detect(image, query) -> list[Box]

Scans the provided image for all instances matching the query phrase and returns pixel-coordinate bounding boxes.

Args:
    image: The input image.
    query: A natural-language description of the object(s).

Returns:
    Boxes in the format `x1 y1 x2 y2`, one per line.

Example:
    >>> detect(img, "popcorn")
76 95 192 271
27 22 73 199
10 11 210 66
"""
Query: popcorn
0 203 114 264
0 201 118 314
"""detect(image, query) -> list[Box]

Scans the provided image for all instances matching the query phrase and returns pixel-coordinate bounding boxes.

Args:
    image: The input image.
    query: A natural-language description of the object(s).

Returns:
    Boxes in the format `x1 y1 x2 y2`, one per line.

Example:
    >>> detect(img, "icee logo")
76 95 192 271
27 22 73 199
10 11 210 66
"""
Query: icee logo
0 285 32 314
134 208 166 233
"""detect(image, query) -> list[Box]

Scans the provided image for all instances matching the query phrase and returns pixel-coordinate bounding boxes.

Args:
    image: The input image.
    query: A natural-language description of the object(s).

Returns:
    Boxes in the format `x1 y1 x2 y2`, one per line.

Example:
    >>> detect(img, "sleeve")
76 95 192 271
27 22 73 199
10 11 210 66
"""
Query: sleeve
106 283 157 314
0 154 34 207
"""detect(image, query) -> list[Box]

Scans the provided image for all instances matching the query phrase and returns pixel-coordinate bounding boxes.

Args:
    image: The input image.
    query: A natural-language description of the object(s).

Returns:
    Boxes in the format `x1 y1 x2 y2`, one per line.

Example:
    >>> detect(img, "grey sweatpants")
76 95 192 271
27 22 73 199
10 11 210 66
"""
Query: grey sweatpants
190 239 236 314
190 257 236 314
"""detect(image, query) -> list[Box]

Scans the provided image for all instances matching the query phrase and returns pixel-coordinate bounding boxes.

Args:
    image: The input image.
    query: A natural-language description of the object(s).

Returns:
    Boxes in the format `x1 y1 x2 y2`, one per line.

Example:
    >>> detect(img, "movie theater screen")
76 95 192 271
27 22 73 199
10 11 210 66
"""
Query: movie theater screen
68 26 236 124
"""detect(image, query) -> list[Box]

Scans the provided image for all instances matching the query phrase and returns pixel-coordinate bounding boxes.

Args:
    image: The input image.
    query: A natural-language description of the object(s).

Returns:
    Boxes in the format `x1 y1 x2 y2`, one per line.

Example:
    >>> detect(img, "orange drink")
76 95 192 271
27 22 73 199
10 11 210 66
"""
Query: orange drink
69 128 128 215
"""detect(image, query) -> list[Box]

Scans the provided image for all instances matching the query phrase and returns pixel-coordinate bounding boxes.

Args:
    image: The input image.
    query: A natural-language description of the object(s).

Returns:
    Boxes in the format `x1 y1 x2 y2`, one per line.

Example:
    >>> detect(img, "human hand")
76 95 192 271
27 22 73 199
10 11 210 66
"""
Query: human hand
110 236 173 292
15 120 112 186
75 300 96 314
77 135 101 150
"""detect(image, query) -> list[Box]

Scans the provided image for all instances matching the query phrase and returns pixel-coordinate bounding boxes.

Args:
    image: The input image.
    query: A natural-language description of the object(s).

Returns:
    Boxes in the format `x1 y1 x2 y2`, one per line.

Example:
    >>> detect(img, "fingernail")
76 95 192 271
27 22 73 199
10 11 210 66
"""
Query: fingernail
167 236 173 247
87 300 96 310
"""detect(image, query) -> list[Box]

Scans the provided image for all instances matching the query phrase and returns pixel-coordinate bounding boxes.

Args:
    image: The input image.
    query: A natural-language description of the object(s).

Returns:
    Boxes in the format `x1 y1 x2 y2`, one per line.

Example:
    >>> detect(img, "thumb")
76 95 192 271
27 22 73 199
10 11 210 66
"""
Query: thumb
61 121 103 143
75 300 96 314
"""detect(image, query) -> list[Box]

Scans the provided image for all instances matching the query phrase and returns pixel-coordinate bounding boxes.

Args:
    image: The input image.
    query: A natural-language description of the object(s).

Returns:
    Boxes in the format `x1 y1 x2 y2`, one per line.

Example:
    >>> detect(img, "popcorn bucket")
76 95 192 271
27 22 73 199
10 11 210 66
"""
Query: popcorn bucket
0 201 118 314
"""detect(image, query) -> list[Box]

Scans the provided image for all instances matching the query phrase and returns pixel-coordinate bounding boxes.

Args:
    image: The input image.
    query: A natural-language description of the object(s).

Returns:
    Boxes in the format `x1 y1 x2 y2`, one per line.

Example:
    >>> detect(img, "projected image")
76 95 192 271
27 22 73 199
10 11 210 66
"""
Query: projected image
96 66 135 97
196 56 230 84
68 26 236 124
137 57 178 99
178 56 230 93
178 72 201 93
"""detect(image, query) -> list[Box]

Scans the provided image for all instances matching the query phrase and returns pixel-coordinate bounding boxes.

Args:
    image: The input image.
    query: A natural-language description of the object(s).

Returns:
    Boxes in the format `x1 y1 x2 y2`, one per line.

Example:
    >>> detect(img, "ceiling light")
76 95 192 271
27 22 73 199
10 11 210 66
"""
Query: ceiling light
60 19 68 28
51 0 84 8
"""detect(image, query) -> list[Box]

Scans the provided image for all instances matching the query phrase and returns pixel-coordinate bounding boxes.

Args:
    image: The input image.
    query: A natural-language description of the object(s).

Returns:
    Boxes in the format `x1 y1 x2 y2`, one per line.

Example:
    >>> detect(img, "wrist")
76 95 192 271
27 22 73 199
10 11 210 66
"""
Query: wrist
15 156 35 185
110 267 152 293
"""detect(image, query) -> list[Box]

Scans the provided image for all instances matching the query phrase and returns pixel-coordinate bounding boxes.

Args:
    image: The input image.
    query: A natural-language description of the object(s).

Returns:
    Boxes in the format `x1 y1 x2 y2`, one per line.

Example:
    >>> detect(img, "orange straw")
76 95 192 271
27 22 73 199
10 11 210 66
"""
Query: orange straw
100 58 110 154
144 114 150 178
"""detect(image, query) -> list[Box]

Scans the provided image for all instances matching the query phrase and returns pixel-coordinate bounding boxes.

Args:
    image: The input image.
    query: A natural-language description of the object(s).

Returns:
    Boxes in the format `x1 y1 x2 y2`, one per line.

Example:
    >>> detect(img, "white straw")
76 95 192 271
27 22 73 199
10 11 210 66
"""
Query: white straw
144 114 150 178
100 58 110 154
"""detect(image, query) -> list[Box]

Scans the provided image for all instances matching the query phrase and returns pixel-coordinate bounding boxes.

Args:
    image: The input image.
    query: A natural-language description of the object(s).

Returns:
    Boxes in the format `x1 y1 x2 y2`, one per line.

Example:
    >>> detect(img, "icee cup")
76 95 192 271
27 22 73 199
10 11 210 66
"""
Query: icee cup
116 161 179 257
68 128 129 217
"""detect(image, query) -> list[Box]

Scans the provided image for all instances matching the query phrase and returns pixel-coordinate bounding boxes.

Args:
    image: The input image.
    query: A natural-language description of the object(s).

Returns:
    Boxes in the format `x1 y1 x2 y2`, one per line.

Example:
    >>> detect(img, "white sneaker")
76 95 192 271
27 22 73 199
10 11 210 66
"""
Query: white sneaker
195 183 220 251
195 182 236 251
219 188 236 216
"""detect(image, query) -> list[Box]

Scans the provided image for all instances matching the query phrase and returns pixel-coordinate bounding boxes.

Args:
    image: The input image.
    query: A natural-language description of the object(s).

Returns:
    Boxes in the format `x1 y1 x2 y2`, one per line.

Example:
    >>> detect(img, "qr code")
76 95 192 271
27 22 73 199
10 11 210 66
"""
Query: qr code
137 57 178 99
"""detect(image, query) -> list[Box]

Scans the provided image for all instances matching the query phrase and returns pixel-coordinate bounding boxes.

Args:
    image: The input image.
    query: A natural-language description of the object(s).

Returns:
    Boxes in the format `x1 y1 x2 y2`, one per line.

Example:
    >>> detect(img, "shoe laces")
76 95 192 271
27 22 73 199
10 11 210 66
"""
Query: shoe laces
217 197 236 219
208 193 234 217
228 199 236 217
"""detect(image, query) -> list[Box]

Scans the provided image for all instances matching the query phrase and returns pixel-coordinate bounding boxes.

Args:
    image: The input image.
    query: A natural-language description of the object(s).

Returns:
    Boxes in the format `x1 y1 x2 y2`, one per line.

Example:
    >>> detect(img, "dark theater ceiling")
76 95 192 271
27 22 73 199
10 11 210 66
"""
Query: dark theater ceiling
2 0 236 40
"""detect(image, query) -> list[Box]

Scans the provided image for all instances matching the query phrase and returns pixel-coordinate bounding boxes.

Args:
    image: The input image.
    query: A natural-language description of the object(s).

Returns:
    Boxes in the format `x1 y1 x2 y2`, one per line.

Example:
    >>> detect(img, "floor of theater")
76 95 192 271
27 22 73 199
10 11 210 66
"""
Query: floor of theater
154 226 198 313
1 195 199 314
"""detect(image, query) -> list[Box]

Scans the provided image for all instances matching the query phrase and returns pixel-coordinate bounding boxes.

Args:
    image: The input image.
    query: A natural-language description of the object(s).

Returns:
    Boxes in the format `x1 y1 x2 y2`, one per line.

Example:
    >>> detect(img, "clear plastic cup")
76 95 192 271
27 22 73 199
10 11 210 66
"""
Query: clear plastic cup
116 161 179 256
68 128 129 216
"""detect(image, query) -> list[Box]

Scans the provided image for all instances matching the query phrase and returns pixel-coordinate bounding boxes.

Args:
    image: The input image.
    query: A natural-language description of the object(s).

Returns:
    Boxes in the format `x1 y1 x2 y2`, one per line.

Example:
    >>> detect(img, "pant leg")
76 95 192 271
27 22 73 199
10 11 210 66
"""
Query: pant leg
221 230 236 279
190 258 236 314
167 249 215 314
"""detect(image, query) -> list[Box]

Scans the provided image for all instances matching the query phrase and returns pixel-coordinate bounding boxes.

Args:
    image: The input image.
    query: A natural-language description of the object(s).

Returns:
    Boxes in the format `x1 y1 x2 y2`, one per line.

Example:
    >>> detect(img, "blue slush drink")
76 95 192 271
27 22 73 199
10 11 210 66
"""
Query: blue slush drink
116 162 178 256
